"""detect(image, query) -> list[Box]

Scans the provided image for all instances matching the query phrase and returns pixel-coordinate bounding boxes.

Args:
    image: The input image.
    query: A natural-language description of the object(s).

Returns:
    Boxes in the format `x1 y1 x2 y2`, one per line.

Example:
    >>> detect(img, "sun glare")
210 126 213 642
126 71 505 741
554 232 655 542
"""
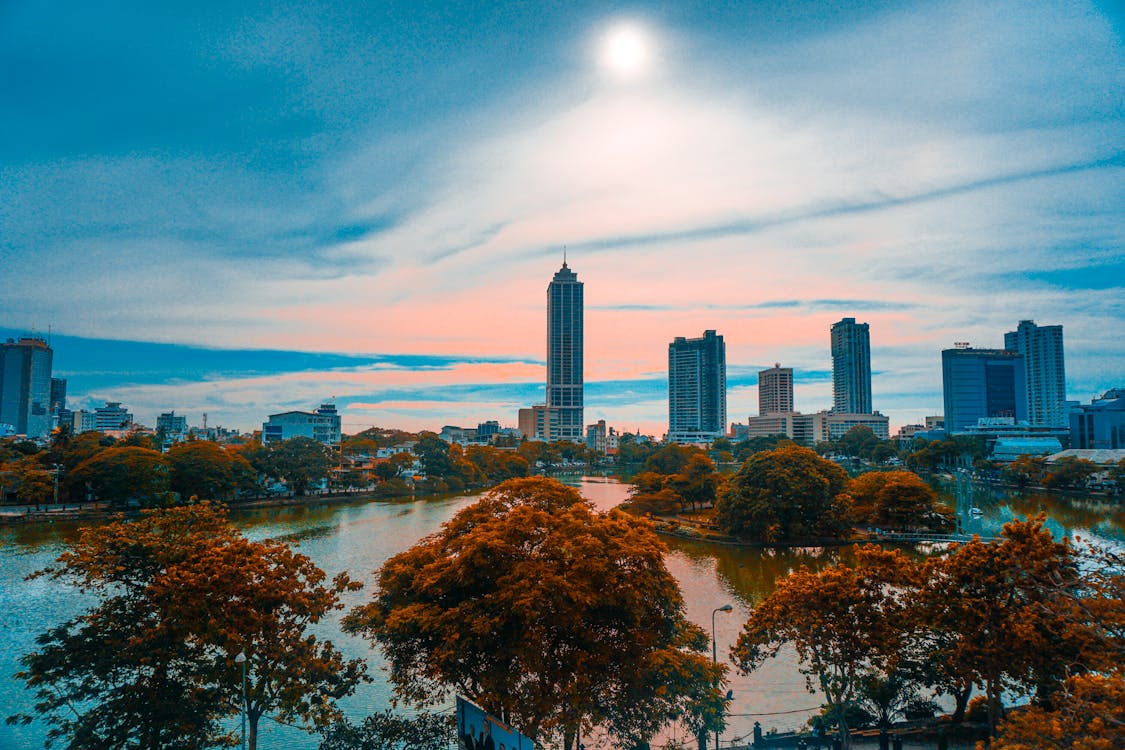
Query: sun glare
600 23 652 80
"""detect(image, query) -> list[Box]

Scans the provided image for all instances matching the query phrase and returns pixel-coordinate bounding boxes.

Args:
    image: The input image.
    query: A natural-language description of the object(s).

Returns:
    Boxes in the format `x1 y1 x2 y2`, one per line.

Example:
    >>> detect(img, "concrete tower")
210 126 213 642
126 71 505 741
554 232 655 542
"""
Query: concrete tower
546 261 584 442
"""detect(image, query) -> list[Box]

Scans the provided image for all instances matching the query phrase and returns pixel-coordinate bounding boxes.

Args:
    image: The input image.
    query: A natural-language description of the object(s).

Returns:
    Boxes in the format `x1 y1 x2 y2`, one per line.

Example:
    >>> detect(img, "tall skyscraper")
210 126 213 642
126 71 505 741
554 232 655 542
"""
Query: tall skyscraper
0 337 54 439
1004 320 1066 427
546 261 584 442
758 363 794 415
831 318 872 414
668 330 727 443
942 346 1027 433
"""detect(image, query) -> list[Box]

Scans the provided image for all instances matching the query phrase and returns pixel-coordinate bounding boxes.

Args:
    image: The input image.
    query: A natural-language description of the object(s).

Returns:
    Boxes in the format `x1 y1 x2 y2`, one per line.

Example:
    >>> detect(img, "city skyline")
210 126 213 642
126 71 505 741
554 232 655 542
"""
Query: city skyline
2 1 1123 435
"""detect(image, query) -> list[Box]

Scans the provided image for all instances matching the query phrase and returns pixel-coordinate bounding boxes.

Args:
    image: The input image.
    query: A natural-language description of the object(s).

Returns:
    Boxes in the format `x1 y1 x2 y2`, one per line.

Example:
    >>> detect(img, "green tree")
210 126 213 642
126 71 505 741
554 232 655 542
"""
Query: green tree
715 445 851 541
318 710 455 750
414 433 455 478
836 426 880 459
166 440 255 501
643 444 700 475
68 446 172 508
265 437 334 496
343 477 725 750
9 503 367 750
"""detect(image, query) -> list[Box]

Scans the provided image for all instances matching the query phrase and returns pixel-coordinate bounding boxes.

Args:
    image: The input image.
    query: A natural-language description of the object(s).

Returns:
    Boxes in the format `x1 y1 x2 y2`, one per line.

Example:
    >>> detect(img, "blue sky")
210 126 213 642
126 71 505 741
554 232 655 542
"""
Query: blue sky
2 0 1123 434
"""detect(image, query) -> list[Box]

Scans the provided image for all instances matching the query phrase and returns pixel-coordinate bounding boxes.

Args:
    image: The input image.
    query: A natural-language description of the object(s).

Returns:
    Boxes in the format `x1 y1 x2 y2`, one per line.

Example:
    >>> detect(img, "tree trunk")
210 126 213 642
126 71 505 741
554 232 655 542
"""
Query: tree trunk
249 710 261 750
837 703 851 750
950 685 973 724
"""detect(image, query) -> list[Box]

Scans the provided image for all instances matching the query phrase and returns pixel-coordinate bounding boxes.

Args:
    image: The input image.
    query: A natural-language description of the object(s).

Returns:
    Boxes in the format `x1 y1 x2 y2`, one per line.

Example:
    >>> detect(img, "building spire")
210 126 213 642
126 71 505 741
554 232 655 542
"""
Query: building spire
562 245 567 268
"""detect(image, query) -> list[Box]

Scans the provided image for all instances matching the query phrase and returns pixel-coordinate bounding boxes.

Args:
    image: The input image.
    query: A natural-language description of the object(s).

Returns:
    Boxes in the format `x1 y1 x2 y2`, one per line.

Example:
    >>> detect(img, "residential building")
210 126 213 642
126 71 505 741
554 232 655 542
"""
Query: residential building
942 346 1027 433
585 419 619 454
0 337 53 439
262 402 341 446
758 363 793 415
1004 320 1067 427
71 410 96 433
831 318 872 414
1070 388 1125 449
157 411 188 447
743 409 889 445
546 261 584 442
94 401 134 432
668 330 727 444
925 416 945 430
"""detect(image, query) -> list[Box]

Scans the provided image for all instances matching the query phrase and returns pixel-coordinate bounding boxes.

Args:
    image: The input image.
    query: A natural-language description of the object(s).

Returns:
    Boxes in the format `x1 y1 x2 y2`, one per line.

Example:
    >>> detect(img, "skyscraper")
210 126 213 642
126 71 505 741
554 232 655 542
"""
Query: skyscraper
831 317 872 414
942 346 1027 433
668 330 727 443
1004 320 1066 427
758 363 793 415
546 261 584 442
0 337 54 439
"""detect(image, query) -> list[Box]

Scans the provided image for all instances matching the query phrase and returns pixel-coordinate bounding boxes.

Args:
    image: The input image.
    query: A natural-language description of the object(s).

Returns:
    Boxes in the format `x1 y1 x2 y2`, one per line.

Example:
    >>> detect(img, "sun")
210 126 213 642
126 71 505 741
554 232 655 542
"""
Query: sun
599 23 652 80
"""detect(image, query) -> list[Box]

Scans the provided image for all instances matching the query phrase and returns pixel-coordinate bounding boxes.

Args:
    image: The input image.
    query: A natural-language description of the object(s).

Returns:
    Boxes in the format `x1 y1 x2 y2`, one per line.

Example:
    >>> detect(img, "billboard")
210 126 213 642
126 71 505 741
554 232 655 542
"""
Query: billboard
456 696 535 750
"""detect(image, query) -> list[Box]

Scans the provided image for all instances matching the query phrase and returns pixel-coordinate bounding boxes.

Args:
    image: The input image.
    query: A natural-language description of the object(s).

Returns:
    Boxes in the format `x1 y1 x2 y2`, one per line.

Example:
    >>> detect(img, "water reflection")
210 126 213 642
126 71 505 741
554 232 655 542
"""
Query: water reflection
2 476 1122 748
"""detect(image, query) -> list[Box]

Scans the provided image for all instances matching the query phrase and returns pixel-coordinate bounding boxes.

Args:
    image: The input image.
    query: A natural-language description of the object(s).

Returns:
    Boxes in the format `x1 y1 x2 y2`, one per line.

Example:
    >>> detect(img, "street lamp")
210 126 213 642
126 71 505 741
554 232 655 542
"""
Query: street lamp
711 605 733 749
234 652 247 750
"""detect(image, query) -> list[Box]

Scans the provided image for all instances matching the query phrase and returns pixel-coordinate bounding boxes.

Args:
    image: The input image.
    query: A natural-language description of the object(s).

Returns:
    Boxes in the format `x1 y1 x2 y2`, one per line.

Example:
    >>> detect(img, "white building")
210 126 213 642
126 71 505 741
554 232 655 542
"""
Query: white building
262 403 341 446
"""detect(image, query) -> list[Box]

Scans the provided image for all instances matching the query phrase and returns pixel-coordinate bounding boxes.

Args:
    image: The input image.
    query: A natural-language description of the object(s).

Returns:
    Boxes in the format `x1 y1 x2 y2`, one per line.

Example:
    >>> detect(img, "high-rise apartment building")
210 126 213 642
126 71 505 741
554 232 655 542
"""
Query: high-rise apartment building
942 346 1027 433
0 337 54 439
1004 320 1067 427
546 262 584 442
758 363 793 415
668 330 727 443
831 318 872 414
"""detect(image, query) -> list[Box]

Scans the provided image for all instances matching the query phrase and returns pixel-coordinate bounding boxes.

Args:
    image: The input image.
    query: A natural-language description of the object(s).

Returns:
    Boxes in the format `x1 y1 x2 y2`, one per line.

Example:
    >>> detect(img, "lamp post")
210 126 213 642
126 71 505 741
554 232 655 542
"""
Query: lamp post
711 604 733 749
234 652 247 750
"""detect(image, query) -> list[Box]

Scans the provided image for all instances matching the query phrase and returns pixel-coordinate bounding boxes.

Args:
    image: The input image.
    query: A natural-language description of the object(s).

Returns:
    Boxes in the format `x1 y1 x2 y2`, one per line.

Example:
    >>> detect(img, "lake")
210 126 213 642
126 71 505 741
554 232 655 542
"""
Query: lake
1 475 1121 749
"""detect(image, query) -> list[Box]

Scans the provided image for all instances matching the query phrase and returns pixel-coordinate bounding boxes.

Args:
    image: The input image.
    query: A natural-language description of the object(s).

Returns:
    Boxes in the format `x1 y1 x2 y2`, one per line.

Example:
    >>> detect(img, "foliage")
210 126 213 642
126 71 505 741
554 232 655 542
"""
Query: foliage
643 444 703 475
464 445 530 483
732 546 919 749
165 440 255 501
731 435 793 462
68 445 172 508
1001 455 1046 489
907 436 987 473
251 437 335 495
990 673 1125 750
715 445 851 541
846 470 952 531
16 468 54 507
344 477 725 750
318 710 455 750
916 517 1081 735
626 456 721 516
1042 456 1099 490
834 426 882 459
8 502 367 750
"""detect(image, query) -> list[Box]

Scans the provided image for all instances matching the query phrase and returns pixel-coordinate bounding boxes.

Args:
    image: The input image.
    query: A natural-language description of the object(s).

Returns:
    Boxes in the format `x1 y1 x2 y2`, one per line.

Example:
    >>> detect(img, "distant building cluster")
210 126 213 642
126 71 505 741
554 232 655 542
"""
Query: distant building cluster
4 267 1122 462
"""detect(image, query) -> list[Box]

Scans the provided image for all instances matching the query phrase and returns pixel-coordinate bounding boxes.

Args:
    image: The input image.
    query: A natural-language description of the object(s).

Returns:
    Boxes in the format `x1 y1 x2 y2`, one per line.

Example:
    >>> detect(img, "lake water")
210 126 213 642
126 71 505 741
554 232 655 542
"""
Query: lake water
1 476 1121 749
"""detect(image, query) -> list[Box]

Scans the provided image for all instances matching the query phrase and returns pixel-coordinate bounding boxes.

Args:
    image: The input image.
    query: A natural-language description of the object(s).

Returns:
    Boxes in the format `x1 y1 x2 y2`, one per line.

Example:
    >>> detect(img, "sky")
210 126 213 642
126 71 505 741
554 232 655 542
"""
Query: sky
2 0 1123 436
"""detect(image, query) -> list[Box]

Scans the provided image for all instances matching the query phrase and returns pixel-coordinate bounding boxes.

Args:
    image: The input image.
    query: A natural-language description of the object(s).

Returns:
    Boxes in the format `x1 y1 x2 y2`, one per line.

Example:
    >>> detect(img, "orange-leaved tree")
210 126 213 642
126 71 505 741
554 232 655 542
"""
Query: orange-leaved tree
9 502 366 750
343 477 725 750
917 517 1081 736
846 470 953 531
731 546 921 749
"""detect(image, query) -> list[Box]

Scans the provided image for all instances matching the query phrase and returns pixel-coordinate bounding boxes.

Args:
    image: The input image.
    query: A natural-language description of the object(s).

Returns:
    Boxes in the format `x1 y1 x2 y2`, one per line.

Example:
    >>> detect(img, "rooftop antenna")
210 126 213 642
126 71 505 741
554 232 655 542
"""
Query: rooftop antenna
563 245 567 267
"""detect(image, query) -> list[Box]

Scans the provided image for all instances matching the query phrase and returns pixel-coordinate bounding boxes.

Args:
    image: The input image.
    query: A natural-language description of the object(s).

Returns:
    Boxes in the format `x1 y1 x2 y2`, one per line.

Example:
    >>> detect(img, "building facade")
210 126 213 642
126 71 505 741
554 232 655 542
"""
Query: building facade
1004 320 1067 427
758 363 794 415
262 402 341 446
94 401 134 432
1070 388 1125 449
0 337 54 439
831 318 872 414
668 330 727 443
942 346 1027 433
546 262 584 442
